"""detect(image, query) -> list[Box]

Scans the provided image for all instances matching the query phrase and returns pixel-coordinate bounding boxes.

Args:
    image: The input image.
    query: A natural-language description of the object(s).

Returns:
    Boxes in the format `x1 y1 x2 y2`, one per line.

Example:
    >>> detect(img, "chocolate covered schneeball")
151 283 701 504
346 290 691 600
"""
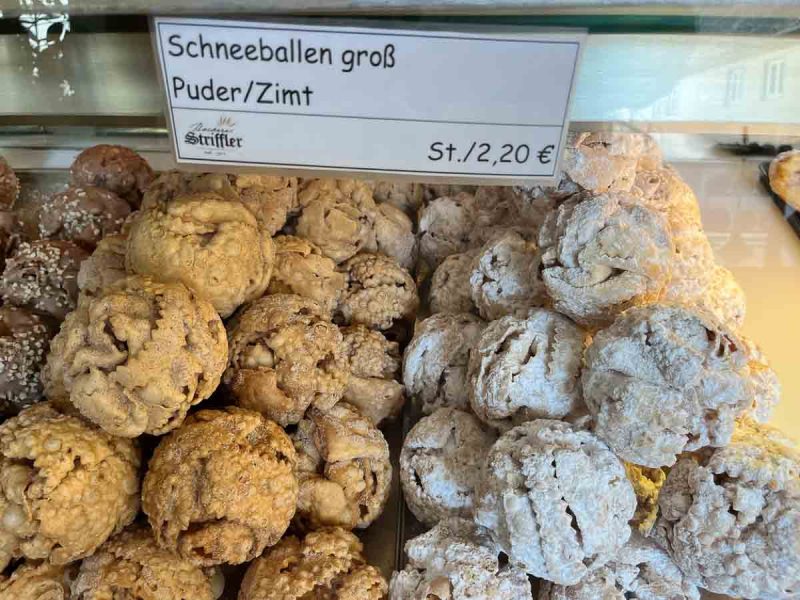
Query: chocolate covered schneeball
225 294 348 427
474 419 635 584
0 403 140 570
0 156 19 209
0 240 88 319
143 408 298 566
538 192 673 328
293 403 391 531
72 526 216 600
42 275 227 438
126 190 274 318
70 144 154 208
239 528 387 600
38 186 131 249
582 304 758 467
0 306 56 416
655 419 800 599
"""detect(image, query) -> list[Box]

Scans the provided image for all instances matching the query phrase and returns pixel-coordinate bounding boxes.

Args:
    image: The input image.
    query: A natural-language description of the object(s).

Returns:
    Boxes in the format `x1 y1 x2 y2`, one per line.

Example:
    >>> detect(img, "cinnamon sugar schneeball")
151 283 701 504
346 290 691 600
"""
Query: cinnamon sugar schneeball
340 325 404 425
399 408 496 525
428 252 477 315
0 560 76 600
537 532 700 600
225 294 348 427
232 174 298 235
267 235 346 314
0 156 19 209
295 178 377 263
292 403 391 531
72 526 216 600
70 144 154 208
0 240 88 319
42 275 227 438
141 171 240 210
38 186 131 250
0 403 140 570
403 312 485 415
655 419 800 599
76 233 128 299
389 518 530 600
582 304 759 467
474 419 635 584
469 229 546 320
0 306 56 416
126 190 274 318
538 192 673 328
417 192 478 269
337 253 419 330
239 528 387 600
468 309 587 429
143 407 298 566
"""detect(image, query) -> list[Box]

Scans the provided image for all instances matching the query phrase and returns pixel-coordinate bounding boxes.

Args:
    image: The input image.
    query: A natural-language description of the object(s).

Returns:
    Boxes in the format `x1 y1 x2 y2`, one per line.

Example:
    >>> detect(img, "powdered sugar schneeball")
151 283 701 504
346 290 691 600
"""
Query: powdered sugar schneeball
417 193 478 269
655 418 800 599
537 532 700 600
469 230 546 320
403 313 485 415
582 304 758 468
474 419 635 585
389 518 530 600
468 309 587 430
538 192 673 328
399 408 496 525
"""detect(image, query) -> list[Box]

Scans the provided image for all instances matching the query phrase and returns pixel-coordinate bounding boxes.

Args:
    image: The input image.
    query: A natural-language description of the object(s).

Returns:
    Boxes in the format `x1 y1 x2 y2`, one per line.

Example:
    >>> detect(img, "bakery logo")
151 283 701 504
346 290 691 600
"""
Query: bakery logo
183 116 243 149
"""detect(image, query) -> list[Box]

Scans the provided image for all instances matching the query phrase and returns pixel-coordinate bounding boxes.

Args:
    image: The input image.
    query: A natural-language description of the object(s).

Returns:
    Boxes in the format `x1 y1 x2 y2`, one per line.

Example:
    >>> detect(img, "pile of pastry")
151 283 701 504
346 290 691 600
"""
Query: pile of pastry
394 132 798 600
0 146 422 598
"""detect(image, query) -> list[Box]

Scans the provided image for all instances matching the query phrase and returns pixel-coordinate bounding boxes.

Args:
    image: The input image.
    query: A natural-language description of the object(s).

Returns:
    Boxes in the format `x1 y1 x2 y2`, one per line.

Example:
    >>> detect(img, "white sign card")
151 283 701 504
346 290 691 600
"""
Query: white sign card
152 18 584 183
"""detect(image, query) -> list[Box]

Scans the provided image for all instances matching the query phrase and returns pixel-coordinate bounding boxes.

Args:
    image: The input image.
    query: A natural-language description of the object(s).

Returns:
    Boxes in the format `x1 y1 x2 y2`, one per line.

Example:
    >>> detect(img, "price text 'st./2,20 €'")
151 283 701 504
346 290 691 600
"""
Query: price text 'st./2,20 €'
427 141 555 167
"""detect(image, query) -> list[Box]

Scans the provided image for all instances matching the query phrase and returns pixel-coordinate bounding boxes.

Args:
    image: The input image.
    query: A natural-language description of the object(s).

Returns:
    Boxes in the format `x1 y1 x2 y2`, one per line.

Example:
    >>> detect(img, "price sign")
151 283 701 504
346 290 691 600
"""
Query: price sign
153 17 584 183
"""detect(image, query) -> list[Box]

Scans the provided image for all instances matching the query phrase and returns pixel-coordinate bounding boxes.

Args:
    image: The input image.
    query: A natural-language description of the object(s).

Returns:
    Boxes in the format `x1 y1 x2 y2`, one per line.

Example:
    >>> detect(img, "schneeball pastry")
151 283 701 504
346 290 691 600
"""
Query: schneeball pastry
474 419 635 584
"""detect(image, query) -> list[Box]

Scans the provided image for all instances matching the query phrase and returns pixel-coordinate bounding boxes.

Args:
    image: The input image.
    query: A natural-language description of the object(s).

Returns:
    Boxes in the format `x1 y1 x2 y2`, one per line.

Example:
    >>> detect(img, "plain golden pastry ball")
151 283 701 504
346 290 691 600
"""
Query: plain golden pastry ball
71 526 216 600
0 403 140 570
238 528 387 600
142 407 298 567
769 149 800 210
0 560 76 600
126 190 274 318
42 275 227 438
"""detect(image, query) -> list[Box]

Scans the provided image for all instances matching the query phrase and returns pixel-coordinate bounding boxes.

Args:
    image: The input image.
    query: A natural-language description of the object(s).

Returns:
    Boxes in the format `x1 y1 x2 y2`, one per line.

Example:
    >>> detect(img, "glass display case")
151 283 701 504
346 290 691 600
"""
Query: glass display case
0 3 797 600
